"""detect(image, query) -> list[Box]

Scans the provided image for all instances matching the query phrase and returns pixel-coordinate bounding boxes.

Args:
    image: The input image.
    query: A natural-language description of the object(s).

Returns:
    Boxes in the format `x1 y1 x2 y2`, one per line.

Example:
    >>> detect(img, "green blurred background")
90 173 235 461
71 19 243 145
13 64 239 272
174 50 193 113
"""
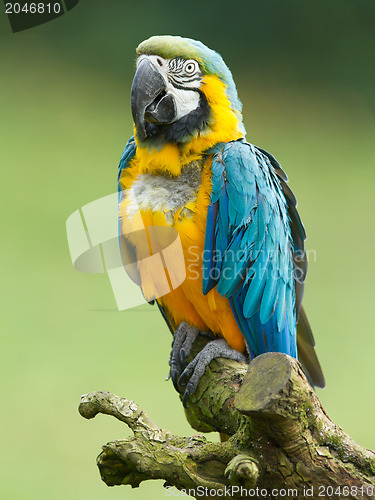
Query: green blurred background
1 1 375 499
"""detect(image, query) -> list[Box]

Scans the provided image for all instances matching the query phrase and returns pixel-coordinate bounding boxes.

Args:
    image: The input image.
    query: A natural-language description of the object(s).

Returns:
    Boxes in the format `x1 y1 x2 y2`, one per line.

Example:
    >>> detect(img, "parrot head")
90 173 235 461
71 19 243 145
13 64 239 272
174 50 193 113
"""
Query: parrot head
131 35 246 154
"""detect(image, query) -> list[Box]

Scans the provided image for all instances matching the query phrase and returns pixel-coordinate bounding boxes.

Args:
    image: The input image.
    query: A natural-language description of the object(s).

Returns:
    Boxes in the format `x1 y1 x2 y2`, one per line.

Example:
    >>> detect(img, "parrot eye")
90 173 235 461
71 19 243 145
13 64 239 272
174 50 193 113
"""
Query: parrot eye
184 60 198 75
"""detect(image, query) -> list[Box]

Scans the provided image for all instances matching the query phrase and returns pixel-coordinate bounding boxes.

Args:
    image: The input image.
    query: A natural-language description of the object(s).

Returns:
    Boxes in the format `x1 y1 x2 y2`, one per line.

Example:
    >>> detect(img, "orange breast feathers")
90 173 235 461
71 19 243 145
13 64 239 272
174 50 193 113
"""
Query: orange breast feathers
118 156 246 353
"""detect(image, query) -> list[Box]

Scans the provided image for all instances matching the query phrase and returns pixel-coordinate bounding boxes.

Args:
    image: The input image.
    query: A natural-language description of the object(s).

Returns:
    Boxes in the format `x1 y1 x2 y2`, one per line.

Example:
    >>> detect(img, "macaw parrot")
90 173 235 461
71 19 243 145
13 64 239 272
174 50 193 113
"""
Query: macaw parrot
118 35 325 404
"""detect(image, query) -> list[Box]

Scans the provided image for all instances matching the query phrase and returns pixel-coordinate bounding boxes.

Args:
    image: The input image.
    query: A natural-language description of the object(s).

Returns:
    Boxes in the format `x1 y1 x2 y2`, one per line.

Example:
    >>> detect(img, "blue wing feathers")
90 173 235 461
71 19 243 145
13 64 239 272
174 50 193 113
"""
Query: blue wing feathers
228 295 259 357
117 136 301 362
117 136 138 283
202 202 218 294
118 136 299 360
203 140 298 358
276 281 287 332
118 136 136 179
243 256 269 317
259 260 279 324
117 136 137 204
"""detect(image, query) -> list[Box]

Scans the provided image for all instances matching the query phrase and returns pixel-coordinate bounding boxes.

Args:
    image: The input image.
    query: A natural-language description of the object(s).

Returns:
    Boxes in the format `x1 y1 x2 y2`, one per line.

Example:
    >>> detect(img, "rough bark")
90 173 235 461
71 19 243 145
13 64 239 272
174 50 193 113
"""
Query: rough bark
79 352 375 499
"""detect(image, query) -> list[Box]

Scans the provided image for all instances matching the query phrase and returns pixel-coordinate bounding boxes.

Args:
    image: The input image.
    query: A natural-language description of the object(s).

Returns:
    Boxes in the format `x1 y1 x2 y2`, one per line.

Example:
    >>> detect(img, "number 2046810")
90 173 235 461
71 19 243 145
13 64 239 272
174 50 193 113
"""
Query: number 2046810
318 485 374 497
5 3 62 14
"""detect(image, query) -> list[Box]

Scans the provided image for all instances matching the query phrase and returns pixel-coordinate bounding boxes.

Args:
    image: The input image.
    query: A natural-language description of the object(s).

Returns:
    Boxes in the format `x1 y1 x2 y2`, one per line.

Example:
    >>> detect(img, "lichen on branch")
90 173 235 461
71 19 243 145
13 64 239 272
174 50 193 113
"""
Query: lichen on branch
79 353 375 499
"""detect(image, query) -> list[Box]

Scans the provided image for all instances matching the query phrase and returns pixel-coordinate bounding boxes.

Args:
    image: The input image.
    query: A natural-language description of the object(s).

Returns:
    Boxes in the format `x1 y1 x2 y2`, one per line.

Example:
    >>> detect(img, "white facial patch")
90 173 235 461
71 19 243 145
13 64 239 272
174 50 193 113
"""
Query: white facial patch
168 87 200 120
137 55 202 121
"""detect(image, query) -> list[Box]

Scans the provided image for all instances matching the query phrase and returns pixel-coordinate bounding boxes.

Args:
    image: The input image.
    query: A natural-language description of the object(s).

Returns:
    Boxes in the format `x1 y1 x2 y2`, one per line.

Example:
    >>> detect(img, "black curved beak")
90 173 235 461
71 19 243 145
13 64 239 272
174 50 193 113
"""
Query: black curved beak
131 58 177 140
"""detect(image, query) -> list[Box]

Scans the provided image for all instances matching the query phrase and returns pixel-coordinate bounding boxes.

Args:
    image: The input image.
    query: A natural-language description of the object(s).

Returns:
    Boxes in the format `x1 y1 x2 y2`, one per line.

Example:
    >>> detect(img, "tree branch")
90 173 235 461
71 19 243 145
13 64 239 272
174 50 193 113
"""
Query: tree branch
79 353 375 499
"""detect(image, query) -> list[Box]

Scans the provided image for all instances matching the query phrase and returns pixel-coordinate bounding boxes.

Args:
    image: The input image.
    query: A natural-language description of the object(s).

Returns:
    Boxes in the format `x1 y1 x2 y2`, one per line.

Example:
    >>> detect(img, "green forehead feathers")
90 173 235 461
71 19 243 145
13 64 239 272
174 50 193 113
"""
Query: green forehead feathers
137 36 213 75
136 35 244 122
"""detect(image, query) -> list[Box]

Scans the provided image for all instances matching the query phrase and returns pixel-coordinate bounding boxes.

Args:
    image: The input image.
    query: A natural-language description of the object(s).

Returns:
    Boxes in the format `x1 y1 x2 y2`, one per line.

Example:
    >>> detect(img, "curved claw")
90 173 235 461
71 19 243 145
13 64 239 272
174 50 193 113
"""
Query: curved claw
169 322 199 391
178 339 248 407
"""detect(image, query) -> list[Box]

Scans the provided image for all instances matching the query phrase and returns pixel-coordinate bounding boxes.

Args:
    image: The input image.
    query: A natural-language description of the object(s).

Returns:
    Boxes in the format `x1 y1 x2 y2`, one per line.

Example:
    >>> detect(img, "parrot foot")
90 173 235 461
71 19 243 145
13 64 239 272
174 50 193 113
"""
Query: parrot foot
178 337 247 407
169 322 203 391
